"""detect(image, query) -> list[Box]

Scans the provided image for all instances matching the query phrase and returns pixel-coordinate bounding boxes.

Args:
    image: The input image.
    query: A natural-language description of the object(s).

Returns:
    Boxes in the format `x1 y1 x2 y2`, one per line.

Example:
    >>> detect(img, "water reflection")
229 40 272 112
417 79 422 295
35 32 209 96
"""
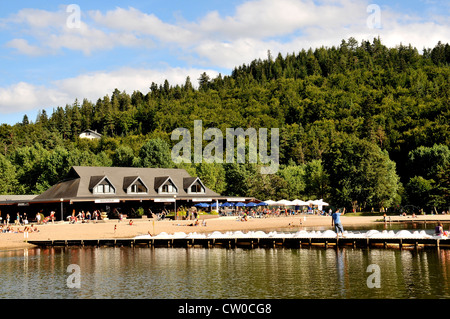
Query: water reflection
0 241 449 299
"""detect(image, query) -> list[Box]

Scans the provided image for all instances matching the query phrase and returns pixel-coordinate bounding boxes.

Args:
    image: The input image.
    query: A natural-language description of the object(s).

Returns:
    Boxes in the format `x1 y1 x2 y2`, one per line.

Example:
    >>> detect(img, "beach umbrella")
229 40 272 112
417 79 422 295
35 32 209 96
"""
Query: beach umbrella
311 199 323 206
221 202 235 207
264 200 277 206
275 199 292 206
235 202 246 207
210 202 219 207
314 199 329 211
256 202 269 206
194 203 209 208
305 200 315 206
246 202 257 207
291 199 308 206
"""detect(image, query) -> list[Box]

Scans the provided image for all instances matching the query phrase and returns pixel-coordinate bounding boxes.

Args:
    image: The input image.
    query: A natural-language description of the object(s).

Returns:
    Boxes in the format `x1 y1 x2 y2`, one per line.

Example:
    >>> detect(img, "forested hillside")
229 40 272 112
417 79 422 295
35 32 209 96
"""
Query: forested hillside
1 38 449 212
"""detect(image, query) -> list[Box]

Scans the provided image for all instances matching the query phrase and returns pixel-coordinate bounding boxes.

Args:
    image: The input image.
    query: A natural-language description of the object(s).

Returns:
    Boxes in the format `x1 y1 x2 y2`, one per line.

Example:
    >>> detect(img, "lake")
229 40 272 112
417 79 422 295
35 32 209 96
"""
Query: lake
0 223 449 300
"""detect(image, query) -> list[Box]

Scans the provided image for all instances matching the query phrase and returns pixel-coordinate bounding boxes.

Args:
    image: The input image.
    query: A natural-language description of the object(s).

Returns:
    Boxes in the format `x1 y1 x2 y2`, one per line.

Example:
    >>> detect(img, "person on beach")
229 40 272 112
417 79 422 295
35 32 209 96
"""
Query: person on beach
332 208 346 237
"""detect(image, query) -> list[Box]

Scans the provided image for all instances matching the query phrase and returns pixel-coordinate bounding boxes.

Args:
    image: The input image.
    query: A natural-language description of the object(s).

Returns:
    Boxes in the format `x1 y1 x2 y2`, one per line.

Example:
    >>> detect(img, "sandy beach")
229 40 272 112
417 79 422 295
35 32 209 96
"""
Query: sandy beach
1 214 450 250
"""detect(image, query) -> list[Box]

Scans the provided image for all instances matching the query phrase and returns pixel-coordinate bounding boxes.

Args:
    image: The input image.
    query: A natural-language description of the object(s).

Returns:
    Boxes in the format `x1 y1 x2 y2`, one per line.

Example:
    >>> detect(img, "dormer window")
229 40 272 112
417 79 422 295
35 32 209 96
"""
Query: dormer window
162 184 176 193
127 178 148 195
123 176 148 194
90 176 116 194
191 184 203 193
184 177 206 194
130 183 146 193
155 176 178 194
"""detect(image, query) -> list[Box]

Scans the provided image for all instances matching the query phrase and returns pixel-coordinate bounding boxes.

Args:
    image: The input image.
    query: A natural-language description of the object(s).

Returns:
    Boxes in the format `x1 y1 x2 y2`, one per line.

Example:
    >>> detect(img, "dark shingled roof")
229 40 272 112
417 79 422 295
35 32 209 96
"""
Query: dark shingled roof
36 178 80 201
33 166 221 202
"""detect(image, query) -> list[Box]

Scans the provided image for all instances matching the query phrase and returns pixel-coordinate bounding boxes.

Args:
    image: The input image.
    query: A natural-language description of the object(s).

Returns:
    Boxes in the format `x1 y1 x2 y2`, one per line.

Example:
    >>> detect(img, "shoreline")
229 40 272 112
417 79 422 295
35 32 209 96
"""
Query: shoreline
1 214 450 250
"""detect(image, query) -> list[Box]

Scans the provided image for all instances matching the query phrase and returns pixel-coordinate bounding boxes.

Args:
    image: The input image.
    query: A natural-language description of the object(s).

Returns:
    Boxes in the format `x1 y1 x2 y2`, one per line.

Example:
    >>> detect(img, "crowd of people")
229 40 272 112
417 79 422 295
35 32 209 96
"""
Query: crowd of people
0 209 106 227
0 211 58 226
67 210 103 223
0 224 39 234
219 206 329 219
0 211 44 234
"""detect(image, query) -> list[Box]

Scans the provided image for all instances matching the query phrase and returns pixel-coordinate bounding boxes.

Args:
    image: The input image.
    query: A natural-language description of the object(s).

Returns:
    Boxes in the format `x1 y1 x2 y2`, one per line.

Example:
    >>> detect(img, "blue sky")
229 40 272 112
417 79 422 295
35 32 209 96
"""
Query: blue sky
0 0 448 125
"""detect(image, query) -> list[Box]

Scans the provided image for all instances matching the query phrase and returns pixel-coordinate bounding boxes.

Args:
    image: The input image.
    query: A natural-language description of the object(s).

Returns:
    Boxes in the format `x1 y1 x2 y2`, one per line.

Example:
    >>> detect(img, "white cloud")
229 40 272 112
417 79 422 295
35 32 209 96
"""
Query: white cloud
4 7 66 29
0 67 219 114
5 38 47 56
192 0 367 39
84 0 449 67
0 82 67 113
3 1 449 65
194 38 281 69
44 23 143 55
89 7 196 45
368 8 450 50
3 6 144 56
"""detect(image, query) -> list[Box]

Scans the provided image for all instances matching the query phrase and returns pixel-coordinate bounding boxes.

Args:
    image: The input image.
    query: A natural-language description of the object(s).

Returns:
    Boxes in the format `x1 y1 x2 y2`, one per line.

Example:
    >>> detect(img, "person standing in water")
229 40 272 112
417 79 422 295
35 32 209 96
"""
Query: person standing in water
332 207 346 237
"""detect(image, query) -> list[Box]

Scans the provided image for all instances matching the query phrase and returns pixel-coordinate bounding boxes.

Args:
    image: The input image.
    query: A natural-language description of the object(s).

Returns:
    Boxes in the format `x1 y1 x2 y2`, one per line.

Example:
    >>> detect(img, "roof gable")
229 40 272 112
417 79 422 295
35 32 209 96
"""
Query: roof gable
123 176 149 193
89 176 107 190
183 177 198 189
123 176 139 190
154 176 170 190
183 177 205 190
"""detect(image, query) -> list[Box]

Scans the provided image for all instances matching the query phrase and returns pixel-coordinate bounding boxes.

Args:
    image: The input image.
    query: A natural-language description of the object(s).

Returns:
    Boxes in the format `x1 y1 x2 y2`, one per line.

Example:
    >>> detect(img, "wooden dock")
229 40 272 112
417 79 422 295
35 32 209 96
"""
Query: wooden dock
27 236 450 249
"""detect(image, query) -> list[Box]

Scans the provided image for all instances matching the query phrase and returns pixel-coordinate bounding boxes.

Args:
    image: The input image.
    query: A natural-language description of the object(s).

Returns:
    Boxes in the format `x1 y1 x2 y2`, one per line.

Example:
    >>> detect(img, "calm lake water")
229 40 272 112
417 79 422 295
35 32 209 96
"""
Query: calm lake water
0 223 449 299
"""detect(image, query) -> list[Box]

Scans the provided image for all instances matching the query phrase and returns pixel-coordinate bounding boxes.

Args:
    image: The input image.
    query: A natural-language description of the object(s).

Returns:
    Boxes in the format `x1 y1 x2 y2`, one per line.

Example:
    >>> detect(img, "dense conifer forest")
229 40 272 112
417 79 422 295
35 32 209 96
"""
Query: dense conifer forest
0 38 449 212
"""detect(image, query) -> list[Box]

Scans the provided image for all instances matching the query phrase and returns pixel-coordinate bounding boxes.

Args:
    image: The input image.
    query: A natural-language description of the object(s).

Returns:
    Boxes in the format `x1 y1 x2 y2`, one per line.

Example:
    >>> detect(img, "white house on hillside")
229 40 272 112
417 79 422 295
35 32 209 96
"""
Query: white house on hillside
79 129 102 140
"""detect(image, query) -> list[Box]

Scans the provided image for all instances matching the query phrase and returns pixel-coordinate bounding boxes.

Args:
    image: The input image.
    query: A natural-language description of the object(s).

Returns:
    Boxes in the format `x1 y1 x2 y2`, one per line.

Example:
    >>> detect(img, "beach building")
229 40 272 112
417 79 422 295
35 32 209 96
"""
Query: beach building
0 166 252 221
